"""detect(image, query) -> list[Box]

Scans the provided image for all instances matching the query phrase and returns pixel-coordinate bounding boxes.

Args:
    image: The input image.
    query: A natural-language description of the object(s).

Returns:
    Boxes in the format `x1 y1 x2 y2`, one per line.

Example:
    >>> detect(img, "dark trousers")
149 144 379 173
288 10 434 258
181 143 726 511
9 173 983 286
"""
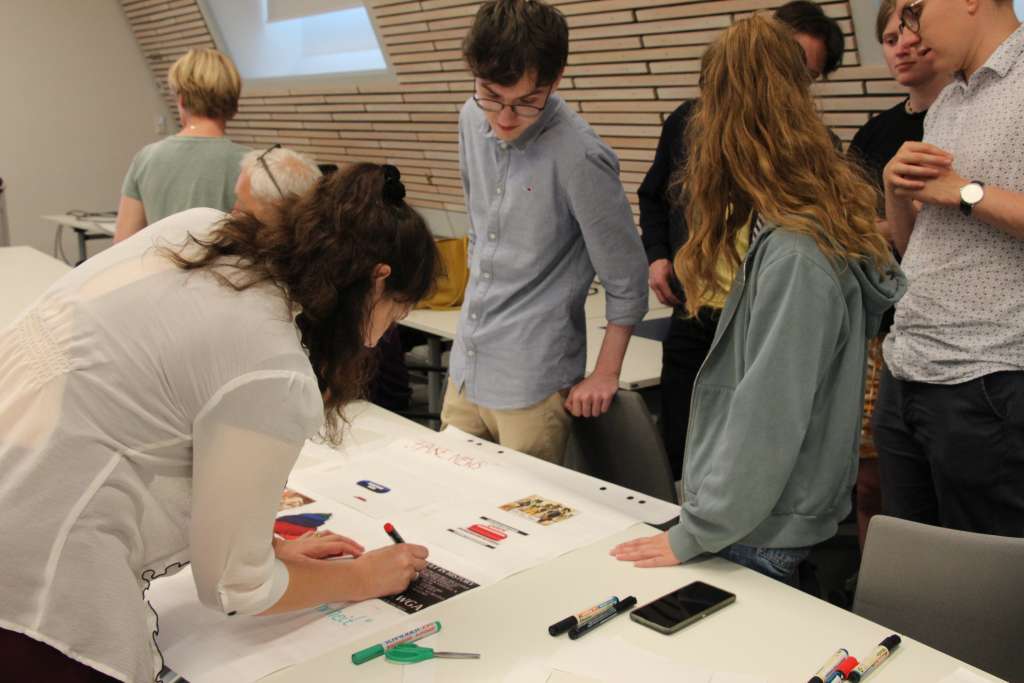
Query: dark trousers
872 367 1024 537
660 307 719 480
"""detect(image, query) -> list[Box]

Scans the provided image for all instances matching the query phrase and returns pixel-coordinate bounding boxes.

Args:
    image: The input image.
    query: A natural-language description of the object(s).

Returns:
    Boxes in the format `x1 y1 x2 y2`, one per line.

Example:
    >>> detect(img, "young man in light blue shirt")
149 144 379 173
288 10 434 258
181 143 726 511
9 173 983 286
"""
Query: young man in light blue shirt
441 0 648 463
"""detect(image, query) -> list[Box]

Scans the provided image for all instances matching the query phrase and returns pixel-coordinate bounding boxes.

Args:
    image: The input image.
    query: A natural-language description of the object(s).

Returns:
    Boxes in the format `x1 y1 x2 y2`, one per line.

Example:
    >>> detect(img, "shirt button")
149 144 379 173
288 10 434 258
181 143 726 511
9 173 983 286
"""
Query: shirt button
496 187 503 195
482 272 492 279
467 349 476 357
470 312 478 320
489 233 496 240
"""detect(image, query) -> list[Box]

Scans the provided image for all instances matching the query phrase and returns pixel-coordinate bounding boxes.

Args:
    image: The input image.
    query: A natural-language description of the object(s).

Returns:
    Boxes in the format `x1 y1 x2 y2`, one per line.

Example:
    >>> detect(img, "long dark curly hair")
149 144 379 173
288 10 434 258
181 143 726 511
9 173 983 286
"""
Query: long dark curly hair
165 162 440 442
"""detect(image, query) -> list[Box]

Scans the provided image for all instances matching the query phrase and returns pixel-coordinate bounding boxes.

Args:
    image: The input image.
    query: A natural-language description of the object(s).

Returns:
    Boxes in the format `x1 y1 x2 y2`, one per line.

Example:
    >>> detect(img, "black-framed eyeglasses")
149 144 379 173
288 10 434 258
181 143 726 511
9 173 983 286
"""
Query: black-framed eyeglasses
898 0 925 35
472 86 553 119
257 143 285 199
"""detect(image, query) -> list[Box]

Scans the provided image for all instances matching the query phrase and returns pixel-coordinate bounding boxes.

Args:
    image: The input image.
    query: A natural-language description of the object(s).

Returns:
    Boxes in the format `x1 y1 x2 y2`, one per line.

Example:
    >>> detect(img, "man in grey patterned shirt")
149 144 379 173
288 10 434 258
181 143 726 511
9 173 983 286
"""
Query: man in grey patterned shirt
875 0 1024 536
441 0 648 463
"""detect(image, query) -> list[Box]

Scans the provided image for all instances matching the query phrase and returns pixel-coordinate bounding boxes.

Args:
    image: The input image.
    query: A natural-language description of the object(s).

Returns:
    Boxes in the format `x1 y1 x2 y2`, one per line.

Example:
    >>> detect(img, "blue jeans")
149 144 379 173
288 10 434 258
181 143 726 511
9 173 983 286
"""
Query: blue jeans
717 544 811 584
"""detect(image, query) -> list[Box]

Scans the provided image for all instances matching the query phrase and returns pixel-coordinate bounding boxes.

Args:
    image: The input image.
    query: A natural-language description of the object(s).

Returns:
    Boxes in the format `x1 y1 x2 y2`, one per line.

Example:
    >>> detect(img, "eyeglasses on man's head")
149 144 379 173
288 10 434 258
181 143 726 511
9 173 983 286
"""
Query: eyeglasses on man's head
257 143 285 199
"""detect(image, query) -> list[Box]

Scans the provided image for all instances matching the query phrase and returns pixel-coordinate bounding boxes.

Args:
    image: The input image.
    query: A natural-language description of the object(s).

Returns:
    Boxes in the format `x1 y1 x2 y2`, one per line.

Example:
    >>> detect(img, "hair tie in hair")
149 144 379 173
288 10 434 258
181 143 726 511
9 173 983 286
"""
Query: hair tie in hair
381 164 406 204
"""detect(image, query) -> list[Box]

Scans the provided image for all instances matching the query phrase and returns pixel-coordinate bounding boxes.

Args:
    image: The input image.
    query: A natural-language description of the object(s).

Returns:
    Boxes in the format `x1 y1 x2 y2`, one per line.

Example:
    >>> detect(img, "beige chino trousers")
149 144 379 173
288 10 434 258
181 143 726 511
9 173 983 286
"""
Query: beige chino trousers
440 380 571 465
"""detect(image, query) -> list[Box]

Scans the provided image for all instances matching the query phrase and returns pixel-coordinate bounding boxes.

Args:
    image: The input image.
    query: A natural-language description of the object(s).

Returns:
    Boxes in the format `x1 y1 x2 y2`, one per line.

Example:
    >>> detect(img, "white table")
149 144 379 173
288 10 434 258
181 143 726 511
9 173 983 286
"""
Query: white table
41 213 116 264
260 525 1000 682
254 407 1001 683
311 401 679 526
0 246 72 328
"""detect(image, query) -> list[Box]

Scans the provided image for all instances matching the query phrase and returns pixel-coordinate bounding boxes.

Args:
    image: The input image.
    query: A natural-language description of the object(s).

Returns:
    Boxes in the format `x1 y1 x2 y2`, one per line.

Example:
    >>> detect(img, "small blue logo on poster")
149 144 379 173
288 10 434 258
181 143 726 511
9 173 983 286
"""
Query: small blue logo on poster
357 480 391 494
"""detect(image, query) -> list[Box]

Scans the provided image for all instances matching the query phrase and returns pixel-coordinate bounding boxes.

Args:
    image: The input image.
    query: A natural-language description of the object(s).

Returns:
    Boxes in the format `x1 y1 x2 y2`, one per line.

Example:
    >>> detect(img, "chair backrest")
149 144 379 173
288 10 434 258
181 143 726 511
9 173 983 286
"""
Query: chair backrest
854 515 1024 680
565 391 677 503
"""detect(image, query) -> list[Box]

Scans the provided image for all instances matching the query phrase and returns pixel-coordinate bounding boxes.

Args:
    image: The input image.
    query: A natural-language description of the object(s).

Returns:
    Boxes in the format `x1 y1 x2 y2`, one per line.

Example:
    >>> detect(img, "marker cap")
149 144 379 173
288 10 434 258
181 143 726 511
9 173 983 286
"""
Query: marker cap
836 656 859 677
881 635 901 651
549 616 577 636
351 644 385 665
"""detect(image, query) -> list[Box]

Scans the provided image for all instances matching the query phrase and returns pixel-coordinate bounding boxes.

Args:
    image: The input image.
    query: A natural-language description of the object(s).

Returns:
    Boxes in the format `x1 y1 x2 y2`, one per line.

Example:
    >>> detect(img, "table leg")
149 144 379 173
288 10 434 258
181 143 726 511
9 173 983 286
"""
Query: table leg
427 336 443 415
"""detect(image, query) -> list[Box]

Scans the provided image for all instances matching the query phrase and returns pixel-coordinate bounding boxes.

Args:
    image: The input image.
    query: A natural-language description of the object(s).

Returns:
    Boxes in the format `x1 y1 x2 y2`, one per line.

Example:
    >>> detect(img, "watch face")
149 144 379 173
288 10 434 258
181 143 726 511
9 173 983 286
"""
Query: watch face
961 183 984 205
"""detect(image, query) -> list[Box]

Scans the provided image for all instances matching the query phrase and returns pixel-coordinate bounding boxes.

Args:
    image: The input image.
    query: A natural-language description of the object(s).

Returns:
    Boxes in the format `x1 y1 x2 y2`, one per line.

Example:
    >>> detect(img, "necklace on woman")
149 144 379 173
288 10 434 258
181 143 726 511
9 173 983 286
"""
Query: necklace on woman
905 99 916 115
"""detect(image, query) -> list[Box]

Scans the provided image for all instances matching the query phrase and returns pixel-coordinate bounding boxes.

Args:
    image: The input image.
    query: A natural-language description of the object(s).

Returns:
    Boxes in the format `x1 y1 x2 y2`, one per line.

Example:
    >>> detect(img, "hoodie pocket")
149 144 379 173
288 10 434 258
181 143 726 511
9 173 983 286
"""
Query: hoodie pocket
682 383 734 497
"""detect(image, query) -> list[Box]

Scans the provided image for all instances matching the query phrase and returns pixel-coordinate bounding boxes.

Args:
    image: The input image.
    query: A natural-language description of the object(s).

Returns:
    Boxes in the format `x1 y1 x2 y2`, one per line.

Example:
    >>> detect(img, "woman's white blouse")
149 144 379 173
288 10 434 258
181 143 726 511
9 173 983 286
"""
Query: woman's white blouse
0 208 323 682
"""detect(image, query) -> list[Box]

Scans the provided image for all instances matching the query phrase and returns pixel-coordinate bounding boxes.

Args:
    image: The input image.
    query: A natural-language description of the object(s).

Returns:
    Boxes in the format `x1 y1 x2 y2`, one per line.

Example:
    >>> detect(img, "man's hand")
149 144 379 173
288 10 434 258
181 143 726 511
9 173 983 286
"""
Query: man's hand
610 532 681 568
565 372 618 418
884 141 959 206
648 258 681 307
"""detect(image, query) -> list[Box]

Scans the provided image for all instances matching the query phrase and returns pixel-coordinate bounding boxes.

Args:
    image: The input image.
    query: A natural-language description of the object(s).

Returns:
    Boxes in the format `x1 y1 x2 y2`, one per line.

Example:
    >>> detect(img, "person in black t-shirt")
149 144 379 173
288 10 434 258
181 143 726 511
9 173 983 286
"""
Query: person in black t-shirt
639 0 845 480
849 0 950 239
847 0 949 550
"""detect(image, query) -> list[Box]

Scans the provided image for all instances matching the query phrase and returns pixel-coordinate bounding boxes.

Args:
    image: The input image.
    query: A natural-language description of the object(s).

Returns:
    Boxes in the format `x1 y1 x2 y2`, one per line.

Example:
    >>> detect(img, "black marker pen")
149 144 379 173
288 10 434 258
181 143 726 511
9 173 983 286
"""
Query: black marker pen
567 596 636 640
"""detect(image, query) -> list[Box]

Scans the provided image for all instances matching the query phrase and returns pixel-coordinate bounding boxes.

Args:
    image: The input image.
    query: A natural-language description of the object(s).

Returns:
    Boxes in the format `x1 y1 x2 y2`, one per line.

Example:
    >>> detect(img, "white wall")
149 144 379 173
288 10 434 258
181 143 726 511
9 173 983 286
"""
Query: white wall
0 0 170 260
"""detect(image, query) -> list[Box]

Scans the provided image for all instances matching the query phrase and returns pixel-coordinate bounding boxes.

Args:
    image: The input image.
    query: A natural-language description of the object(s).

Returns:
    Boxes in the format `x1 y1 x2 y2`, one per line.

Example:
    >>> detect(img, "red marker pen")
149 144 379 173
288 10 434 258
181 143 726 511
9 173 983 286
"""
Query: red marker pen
824 656 858 682
384 522 405 544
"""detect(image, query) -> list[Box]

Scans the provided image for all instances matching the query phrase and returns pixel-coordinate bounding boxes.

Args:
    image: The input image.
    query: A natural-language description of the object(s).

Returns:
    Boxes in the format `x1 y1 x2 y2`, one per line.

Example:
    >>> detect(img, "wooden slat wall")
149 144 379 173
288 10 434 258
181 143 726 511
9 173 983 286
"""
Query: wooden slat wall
120 0 902 216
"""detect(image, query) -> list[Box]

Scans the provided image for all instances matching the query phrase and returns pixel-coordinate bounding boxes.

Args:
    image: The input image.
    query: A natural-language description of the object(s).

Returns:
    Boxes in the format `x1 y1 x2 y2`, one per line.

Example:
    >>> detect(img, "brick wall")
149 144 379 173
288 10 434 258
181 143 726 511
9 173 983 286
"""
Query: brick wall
121 0 903 220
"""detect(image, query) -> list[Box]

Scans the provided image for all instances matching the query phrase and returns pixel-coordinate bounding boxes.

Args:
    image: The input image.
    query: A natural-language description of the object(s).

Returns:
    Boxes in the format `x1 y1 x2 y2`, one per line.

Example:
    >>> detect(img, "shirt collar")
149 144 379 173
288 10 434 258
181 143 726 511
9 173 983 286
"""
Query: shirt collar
479 94 563 151
956 22 1024 89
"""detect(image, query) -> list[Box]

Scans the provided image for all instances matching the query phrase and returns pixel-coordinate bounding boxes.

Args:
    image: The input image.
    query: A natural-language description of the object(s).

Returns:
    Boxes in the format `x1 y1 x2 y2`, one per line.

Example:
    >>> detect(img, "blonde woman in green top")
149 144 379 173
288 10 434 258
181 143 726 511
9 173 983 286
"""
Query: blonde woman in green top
113 48 250 243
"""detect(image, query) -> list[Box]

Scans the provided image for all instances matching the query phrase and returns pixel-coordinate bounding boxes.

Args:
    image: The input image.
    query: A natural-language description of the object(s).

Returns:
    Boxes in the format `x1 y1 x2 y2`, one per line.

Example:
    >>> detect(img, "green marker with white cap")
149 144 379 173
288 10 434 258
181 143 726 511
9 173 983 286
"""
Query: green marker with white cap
351 621 442 665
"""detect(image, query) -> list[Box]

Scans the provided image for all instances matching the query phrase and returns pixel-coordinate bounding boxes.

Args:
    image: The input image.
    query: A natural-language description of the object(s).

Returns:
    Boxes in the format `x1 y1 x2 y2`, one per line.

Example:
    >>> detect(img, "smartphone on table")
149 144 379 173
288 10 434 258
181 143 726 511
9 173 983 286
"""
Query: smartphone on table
629 581 735 635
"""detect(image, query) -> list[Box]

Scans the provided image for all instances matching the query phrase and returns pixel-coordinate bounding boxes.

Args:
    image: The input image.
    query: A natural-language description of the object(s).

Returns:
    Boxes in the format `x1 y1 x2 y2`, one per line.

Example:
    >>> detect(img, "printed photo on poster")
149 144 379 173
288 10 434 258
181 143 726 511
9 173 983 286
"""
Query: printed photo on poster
499 495 577 526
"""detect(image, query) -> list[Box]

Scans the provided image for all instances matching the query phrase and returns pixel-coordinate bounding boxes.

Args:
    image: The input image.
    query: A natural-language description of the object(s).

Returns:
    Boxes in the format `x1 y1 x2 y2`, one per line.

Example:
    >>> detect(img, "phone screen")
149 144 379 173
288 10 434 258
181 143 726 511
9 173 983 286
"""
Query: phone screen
631 581 734 629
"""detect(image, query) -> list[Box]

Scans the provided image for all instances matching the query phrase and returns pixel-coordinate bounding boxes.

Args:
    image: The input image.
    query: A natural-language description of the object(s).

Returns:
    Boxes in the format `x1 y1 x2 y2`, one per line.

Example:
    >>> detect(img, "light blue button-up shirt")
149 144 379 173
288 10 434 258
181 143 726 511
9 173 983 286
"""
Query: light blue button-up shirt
450 95 648 410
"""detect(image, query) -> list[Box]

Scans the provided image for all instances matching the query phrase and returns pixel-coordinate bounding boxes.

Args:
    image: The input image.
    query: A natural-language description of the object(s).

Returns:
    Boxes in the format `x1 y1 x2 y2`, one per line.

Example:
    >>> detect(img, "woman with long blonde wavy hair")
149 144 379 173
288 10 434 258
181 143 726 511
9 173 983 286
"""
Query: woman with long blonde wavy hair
613 14 906 582
677 14 893 314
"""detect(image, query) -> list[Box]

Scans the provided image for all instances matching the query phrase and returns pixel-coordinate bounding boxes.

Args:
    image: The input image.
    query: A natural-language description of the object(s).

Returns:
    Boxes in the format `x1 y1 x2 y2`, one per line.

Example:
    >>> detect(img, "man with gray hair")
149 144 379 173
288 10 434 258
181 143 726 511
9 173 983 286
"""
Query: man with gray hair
233 144 322 222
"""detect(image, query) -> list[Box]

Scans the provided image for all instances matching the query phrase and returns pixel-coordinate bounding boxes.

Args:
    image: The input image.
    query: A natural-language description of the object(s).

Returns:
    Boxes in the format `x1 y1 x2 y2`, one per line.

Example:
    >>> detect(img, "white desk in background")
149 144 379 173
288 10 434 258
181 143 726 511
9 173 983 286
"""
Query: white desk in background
401 286 673 413
41 213 116 264
585 282 673 322
585 317 664 391
248 407 1001 683
0 246 71 328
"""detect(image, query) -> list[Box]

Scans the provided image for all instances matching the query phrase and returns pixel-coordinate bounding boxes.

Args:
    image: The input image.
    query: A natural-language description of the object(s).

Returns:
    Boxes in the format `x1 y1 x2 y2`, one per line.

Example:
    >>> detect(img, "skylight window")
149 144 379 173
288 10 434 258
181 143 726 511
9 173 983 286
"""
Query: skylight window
199 0 390 85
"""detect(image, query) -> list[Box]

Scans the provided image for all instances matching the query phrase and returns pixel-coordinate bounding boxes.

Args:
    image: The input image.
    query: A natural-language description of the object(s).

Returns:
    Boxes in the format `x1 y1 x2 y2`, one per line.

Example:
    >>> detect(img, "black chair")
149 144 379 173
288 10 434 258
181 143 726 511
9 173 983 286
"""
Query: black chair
565 391 677 503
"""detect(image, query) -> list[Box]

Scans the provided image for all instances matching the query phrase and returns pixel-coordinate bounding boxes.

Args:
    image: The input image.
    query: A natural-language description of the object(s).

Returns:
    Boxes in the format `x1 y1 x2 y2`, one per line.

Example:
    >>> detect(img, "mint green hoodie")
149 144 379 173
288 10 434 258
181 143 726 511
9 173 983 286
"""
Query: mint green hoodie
667 224 906 564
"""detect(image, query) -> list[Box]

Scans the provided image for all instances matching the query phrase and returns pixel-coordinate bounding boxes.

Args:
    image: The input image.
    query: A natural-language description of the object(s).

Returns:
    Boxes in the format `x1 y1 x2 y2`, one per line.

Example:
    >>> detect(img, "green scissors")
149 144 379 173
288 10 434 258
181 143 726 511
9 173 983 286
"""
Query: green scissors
384 643 480 664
